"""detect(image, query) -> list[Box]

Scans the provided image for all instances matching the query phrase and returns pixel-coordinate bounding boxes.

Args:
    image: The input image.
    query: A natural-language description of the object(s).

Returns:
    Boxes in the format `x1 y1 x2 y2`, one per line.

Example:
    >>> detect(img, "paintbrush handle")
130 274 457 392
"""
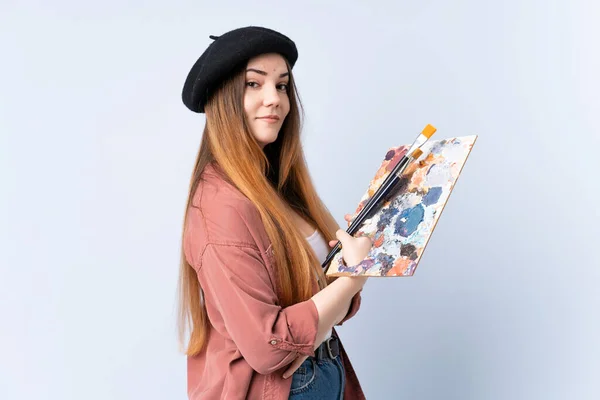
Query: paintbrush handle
347 157 411 231
321 124 435 273
322 156 412 271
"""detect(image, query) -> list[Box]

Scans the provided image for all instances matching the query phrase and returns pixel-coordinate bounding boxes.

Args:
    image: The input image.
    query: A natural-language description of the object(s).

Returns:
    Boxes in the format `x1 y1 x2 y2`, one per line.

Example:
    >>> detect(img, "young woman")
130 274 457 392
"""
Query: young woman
177 26 373 399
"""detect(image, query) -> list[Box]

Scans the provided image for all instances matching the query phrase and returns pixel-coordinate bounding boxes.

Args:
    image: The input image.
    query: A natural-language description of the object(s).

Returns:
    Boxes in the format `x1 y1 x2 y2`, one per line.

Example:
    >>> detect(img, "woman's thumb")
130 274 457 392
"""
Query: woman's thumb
335 229 350 243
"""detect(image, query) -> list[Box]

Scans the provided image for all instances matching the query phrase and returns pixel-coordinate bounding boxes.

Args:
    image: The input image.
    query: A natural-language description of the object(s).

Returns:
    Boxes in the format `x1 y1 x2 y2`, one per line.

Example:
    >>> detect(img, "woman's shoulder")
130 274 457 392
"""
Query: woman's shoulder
187 164 266 249
194 164 257 219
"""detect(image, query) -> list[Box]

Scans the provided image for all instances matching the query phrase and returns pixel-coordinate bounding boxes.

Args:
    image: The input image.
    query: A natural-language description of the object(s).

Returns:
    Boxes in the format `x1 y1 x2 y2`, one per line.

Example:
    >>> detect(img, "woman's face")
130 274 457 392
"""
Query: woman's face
243 53 290 149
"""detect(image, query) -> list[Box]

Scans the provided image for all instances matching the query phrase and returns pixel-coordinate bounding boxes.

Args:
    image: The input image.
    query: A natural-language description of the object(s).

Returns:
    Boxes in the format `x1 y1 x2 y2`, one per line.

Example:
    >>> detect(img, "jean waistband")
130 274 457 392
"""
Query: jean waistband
313 336 340 361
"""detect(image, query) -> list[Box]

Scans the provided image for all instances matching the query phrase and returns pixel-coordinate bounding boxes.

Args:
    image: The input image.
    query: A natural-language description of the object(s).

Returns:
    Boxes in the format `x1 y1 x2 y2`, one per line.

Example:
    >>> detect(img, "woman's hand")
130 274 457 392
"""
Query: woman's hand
333 229 372 267
283 354 308 379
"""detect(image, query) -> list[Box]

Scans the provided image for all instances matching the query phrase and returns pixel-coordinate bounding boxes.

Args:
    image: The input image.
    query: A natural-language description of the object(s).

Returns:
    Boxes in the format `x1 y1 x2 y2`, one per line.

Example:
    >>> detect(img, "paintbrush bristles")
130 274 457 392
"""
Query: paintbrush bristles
421 124 437 138
411 148 423 159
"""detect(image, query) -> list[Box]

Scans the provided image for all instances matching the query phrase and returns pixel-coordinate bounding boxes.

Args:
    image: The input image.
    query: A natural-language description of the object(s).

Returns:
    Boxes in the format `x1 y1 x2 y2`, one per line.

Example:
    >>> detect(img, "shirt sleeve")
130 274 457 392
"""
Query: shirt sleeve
336 290 362 326
197 243 319 375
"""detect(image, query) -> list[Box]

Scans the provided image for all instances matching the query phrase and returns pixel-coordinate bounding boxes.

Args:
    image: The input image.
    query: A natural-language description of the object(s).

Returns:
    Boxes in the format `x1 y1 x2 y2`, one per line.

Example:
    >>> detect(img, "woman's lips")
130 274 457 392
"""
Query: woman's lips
257 116 280 123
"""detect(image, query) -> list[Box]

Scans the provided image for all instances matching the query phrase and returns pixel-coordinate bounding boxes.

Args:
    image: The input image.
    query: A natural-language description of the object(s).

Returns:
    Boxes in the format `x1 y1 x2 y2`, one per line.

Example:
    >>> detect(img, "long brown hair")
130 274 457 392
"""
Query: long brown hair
177 59 341 356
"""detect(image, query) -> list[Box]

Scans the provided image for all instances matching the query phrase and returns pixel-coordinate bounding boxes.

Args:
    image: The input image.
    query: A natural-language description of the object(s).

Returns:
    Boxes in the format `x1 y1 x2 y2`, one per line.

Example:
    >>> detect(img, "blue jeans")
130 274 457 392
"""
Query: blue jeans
288 355 345 399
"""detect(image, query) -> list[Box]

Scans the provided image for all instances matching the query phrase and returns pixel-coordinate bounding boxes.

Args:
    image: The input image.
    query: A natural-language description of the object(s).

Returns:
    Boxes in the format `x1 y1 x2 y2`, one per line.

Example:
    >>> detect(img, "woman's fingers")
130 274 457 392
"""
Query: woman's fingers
282 355 308 379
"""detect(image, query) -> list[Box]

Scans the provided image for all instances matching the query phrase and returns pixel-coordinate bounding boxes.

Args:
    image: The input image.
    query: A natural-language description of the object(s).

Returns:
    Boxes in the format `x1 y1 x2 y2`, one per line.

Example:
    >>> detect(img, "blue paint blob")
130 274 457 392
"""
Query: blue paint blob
423 187 443 206
426 164 438 176
429 140 446 155
377 253 396 275
377 207 399 230
394 204 425 237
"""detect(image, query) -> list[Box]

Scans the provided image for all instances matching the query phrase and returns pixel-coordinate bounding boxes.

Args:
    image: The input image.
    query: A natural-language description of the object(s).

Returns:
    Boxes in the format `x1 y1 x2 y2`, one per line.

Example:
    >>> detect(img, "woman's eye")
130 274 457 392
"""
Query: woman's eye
277 83 289 92
246 81 259 88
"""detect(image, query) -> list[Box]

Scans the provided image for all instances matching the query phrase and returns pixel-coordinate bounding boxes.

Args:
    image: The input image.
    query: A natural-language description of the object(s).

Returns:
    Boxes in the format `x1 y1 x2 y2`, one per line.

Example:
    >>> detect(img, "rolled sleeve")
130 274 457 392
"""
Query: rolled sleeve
198 243 319 375
337 290 362 326
272 300 319 353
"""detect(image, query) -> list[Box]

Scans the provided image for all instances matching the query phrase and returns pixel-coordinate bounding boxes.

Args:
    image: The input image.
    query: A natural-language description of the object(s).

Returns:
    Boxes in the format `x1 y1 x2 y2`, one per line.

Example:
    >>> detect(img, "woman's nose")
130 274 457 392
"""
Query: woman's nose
262 85 280 107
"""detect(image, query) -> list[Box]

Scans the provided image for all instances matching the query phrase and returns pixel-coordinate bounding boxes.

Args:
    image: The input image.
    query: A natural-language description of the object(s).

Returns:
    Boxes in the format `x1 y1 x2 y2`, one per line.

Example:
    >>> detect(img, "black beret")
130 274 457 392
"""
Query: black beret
182 26 298 113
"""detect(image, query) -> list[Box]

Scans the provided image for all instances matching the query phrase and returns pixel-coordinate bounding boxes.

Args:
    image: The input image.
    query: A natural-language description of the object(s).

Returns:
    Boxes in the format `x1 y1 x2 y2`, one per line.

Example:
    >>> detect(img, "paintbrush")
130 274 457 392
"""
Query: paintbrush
322 124 436 273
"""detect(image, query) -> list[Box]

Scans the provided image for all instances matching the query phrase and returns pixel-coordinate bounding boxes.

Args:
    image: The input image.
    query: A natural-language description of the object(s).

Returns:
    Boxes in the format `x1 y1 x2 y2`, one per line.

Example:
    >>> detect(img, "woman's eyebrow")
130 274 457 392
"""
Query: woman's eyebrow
246 68 289 78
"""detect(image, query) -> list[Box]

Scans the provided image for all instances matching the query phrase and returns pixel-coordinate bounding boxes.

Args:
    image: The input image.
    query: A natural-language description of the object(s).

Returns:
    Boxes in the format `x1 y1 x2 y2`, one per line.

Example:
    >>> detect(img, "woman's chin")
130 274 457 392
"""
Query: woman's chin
255 133 279 148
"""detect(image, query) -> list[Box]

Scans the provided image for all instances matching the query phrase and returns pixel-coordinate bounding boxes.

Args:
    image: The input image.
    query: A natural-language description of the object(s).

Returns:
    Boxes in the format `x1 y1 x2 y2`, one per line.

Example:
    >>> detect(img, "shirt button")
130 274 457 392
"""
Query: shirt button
270 340 277 345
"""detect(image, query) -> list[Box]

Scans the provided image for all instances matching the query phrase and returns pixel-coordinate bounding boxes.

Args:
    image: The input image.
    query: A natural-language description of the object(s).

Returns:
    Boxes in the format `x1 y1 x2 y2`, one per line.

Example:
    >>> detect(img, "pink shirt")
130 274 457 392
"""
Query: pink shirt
183 163 365 399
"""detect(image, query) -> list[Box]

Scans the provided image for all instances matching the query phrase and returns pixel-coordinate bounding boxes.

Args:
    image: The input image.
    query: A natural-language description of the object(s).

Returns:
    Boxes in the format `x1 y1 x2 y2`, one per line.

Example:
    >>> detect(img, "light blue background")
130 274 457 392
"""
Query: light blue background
1 1 598 399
